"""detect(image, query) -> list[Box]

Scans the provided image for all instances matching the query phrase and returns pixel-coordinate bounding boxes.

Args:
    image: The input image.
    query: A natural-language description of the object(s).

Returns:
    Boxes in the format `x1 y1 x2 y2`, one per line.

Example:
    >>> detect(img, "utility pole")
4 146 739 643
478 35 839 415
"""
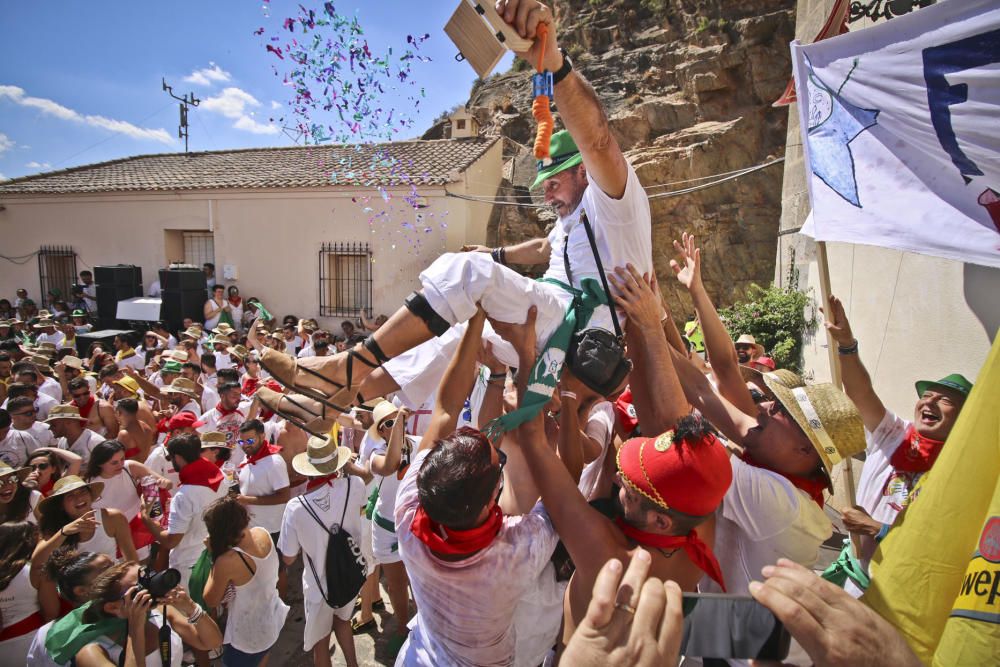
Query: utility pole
162 79 200 153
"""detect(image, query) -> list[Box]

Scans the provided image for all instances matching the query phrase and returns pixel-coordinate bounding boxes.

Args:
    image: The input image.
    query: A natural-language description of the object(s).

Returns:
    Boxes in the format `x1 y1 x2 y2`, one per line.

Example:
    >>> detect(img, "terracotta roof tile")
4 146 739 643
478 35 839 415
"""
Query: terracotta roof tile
0 138 498 195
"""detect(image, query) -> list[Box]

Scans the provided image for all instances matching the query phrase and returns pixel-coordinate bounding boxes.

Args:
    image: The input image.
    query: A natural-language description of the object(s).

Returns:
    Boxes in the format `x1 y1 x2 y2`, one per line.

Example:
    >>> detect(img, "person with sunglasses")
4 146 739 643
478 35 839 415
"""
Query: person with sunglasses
392 310 560 667
233 420 290 554
365 401 417 657
5 396 56 449
66 377 119 438
23 448 83 497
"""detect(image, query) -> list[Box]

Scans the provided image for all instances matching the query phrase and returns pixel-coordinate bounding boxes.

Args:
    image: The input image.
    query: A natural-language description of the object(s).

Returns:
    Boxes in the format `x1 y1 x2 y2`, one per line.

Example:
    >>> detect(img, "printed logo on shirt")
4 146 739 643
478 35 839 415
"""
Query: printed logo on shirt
881 470 921 513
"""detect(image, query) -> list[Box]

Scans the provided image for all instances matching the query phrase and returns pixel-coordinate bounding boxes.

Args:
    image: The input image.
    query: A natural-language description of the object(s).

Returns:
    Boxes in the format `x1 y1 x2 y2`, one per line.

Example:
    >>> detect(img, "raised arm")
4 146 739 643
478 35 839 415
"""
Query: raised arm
420 309 489 448
669 347 755 449
609 265 690 435
123 366 162 401
369 407 412 476
500 0 628 198
671 233 757 416
823 295 886 432
462 237 552 266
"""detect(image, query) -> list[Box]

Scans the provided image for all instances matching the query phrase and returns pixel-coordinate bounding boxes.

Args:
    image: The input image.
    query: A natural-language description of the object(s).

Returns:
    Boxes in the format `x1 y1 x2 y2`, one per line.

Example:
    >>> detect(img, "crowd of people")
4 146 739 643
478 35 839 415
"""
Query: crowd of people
0 2 988 666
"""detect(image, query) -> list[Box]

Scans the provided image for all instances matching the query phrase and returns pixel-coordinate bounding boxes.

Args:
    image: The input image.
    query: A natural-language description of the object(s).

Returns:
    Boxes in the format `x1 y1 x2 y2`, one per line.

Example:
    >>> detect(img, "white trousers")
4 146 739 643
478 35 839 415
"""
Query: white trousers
384 252 612 409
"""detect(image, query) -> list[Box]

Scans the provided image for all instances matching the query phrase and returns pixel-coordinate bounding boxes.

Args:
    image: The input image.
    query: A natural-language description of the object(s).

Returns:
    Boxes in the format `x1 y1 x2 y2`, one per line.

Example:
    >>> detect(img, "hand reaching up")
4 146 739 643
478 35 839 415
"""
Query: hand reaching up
820 295 856 348
670 232 703 291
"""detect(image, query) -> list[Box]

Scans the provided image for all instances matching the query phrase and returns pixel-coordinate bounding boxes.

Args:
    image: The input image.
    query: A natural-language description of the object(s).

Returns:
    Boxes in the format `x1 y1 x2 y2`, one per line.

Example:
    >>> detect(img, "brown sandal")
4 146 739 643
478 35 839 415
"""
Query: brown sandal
256 387 337 437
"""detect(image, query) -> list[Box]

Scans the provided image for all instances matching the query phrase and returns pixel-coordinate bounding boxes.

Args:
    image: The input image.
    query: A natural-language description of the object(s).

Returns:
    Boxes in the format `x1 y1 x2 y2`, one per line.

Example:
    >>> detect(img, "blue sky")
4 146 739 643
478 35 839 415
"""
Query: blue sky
0 1 512 181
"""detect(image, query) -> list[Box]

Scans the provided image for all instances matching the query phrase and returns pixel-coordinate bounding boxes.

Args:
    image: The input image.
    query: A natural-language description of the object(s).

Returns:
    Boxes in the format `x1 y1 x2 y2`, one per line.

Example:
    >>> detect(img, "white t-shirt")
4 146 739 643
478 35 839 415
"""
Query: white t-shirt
63 428 104 465
543 164 652 329
0 428 40 467
238 452 290 533
201 385 220 413
144 444 180 493
396 449 559 667
16 422 55 449
856 410 917 525
195 404 248 466
214 352 234 371
167 480 227 585
278 476 365 606
35 331 66 349
704 457 832 596
37 377 62 402
577 401 615 500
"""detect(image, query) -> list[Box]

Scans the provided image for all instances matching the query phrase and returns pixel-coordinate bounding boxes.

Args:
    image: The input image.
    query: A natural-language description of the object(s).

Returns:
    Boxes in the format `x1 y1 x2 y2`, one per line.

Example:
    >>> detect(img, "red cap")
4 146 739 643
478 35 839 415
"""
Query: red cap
167 411 199 431
616 429 732 516
753 356 776 371
613 386 639 435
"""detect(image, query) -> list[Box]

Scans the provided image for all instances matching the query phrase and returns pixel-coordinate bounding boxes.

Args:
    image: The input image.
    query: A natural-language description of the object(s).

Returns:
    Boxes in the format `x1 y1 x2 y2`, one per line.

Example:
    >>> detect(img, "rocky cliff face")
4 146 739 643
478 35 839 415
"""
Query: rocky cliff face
428 0 796 315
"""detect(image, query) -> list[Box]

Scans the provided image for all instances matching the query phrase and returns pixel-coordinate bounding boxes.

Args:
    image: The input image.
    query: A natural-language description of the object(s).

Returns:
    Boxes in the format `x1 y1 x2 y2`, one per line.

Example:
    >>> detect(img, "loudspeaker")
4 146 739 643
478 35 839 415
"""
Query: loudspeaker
76 328 136 357
95 264 143 287
159 268 206 291
160 288 206 331
96 284 141 319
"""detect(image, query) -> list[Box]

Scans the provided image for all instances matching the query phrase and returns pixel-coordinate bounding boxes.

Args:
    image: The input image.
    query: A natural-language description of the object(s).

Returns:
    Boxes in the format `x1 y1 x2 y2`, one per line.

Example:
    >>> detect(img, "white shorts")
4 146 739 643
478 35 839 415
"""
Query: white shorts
384 252 612 409
303 596 353 652
372 514 402 565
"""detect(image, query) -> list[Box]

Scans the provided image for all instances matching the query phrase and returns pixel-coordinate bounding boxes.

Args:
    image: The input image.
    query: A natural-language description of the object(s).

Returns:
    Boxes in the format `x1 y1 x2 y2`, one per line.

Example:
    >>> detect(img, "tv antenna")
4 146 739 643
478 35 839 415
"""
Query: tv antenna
162 79 201 153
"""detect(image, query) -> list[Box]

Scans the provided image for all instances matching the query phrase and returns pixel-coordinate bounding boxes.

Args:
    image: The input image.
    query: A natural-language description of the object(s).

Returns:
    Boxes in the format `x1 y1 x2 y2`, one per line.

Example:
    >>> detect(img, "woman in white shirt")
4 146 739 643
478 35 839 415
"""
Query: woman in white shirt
0 463 41 523
203 285 231 332
0 521 43 661
203 496 289 667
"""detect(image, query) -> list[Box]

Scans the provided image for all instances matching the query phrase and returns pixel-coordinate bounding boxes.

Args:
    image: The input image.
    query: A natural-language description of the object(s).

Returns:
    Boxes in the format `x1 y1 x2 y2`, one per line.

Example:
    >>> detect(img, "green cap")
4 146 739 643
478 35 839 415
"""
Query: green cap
162 360 183 374
72 309 86 317
531 130 583 189
915 373 973 399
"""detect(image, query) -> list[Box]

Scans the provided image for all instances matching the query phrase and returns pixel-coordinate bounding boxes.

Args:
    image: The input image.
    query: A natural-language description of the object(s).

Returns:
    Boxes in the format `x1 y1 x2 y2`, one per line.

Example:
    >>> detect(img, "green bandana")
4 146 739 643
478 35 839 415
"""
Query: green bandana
250 299 274 321
484 277 608 439
45 602 127 663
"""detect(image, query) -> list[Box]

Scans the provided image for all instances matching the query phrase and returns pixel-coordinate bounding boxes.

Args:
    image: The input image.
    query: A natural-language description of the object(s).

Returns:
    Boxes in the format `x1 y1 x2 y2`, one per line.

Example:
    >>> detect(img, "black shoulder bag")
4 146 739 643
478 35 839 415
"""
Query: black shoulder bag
565 210 633 396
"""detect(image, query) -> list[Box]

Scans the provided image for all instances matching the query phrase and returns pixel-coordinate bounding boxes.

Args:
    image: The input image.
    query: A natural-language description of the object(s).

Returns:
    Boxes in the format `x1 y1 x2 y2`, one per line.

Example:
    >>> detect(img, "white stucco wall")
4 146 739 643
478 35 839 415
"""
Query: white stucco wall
0 141 503 329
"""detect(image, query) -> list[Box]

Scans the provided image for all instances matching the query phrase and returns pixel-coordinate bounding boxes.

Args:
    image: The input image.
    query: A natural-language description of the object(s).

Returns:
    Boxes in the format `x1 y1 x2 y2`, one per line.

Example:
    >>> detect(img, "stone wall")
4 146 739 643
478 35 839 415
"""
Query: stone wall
429 0 798 315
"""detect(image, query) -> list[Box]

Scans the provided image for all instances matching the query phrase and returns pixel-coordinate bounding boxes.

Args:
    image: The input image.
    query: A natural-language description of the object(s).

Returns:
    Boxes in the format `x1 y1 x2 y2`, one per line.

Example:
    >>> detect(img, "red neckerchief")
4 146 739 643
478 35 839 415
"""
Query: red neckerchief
75 395 96 418
410 504 503 556
40 478 55 497
229 296 242 308
241 377 260 397
890 425 945 473
742 453 827 508
616 517 727 591
239 441 282 468
306 473 339 491
179 457 223 491
216 405 243 418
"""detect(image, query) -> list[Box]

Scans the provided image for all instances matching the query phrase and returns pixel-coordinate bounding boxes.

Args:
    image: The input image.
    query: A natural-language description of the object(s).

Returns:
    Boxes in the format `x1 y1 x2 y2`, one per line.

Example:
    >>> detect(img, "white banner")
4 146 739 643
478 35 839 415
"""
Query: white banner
794 0 1000 268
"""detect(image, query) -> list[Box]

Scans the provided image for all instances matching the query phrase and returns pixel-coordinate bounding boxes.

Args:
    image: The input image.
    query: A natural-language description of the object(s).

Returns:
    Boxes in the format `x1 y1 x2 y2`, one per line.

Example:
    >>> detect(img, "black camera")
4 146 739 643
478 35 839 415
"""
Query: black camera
137 566 181 600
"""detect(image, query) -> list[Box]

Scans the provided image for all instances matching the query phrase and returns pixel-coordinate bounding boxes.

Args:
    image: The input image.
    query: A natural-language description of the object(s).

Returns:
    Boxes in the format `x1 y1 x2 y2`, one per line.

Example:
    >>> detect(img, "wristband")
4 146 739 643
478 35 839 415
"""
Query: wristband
490 247 508 266
552 48 573 86
559 391 578 400
838 340 859 355
875 523 890 542
187 605 205 624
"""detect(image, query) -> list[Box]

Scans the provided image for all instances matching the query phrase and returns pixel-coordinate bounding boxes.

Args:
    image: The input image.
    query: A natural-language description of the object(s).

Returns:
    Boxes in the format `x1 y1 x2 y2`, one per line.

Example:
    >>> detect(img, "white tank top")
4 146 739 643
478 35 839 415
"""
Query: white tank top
223 533 290 654
0 564 41 655
92 469 141 521
78 510 119 561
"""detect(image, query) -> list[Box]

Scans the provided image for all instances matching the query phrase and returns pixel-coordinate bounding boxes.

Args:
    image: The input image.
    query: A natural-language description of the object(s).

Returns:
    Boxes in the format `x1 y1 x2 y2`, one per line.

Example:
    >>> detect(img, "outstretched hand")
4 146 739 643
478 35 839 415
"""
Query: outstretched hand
670 232 702 291
488 306 539 366
561 549 683 667
820 295 855 347
608 265 662 333
496 0 563 72
749 559 921 667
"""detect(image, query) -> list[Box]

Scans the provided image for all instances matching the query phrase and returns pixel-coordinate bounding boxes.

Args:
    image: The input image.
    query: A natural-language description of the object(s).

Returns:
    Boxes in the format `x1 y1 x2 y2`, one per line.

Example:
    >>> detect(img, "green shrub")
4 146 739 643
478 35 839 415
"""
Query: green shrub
719 283 815 373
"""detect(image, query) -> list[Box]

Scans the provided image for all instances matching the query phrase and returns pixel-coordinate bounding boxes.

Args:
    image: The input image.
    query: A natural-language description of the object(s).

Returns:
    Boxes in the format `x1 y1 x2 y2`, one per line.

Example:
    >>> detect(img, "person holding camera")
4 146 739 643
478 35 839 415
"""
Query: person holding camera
56 560 222 666
202 496 288 667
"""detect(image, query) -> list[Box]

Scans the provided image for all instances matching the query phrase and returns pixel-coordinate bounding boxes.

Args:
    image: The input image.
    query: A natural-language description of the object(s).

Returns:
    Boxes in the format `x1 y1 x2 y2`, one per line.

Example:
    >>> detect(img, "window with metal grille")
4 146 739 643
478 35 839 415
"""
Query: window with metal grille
319 242 372 317
38 246 78 307
182 232 215 269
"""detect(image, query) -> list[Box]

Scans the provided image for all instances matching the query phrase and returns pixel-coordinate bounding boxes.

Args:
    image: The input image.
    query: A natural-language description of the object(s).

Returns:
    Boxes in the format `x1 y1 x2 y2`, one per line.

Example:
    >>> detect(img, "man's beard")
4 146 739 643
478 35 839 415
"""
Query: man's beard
737 351 750 363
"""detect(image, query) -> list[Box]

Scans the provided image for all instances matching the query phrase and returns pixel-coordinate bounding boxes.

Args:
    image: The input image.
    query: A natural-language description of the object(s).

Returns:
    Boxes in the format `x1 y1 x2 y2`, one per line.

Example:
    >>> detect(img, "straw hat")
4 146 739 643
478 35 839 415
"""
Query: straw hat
229 345 248 361
212 324 235 335
181 327 202 340
200 431 234 450
735 334 765 357
763 378 866 473
368 401 400 440
209 335 231 347
61 355 85 371
292 435 352 477
38 475 104 513
43 404 88 424
160 377 199 400
35 342 58 355
33 318 56 330
30 354 53 367
0 462 30 484
0 319 12 328
114 376 140 397
161 350 188 363
739 365 804 391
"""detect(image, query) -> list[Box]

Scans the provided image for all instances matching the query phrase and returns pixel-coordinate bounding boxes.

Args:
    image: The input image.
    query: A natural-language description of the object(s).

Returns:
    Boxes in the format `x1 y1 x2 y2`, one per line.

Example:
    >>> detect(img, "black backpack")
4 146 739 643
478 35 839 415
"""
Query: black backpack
300 480 368 608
